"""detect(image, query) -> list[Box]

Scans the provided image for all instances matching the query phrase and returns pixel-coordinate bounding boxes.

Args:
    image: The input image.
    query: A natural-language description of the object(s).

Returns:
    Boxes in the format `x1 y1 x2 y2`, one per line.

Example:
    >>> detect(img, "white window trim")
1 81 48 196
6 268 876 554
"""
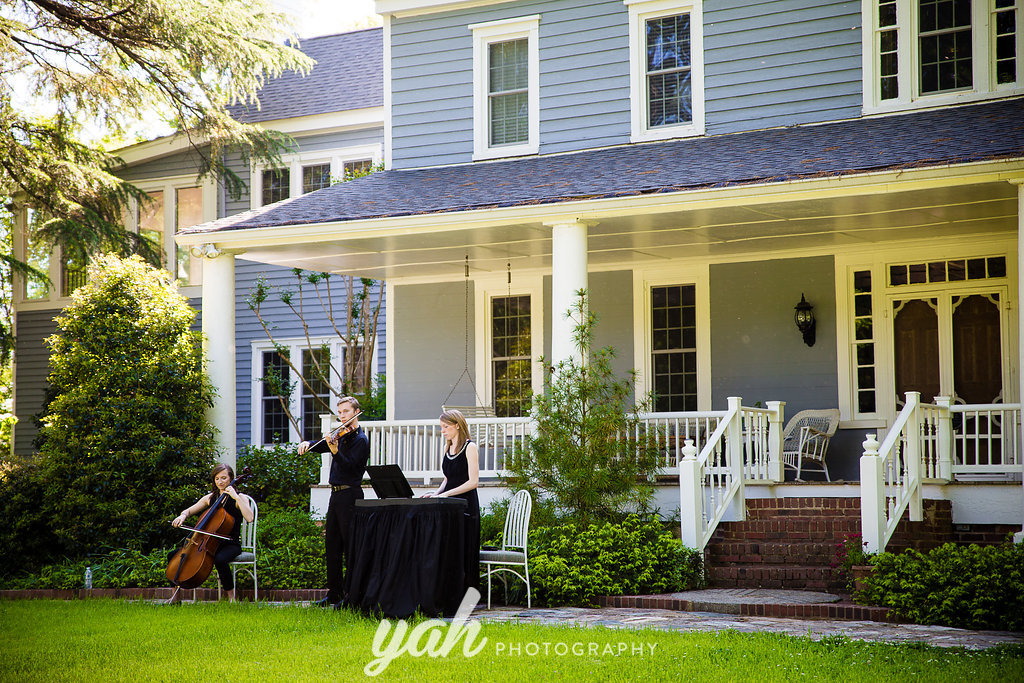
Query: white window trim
835 239 1019 427
250 143 383 210
626 0 705 143
131 175 216 295
861 0 1024 114
632 264 711 411
473 273 545 413
249 335 379 445
470 15 541 161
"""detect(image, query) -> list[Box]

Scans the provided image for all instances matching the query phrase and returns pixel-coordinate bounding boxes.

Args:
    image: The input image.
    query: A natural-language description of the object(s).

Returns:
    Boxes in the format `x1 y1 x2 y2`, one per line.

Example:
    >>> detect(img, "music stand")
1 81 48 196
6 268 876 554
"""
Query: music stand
365 464 415 499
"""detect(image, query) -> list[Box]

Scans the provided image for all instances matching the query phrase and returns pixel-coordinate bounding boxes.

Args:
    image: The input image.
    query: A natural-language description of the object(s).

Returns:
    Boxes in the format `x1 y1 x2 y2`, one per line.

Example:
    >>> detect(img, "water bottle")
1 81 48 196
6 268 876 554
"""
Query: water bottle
84 566 92 590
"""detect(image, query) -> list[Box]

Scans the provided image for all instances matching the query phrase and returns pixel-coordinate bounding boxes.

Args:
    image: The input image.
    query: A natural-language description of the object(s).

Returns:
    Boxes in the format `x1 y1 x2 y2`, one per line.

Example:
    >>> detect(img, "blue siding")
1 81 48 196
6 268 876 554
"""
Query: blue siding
12 310 58 455
391 0 630 169
393 281 473 419
709 256 838 415
120 149 205 183
704 0 862 133
390 0 863 168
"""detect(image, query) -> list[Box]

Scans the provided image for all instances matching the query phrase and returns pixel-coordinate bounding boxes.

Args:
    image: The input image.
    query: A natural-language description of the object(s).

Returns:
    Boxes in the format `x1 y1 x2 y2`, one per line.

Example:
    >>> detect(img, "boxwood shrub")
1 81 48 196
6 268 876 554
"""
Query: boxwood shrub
524 515 704 607
858 540 1024 631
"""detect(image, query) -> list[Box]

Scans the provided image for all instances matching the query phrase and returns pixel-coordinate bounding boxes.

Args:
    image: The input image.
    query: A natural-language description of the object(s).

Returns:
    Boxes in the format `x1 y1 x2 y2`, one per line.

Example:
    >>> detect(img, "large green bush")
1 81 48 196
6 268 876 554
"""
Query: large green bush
34 254 215 558
237 442 319 510
526 515 704 607
858 540 1024 631
244 506 326 590
0 455 61 575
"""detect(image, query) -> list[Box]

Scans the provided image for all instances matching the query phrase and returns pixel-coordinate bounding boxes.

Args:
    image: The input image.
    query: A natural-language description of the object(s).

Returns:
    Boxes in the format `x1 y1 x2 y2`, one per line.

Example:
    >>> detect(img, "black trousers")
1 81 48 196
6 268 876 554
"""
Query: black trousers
325 487 362 600
214 542 242 591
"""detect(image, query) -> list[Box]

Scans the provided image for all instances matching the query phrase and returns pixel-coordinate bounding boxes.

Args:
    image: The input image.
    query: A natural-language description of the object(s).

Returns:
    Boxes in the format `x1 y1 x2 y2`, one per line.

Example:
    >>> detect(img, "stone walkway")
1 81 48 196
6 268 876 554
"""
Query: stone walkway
477 589 1024 650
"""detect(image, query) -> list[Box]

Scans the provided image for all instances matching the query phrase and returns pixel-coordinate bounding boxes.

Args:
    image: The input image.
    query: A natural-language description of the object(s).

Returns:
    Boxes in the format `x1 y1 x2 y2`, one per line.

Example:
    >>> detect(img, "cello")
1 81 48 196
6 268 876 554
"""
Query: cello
166 466 253 589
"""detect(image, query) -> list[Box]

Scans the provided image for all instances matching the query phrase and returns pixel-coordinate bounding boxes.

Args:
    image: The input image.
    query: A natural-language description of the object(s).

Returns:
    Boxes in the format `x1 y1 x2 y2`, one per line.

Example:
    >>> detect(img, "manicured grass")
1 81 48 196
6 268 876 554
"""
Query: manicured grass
1 600 1022 681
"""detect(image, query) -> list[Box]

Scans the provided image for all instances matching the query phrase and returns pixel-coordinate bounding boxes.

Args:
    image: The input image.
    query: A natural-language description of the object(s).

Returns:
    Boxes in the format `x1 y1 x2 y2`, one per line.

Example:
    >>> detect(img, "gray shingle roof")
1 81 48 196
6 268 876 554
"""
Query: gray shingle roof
188 97 1024 234
231 28 383 123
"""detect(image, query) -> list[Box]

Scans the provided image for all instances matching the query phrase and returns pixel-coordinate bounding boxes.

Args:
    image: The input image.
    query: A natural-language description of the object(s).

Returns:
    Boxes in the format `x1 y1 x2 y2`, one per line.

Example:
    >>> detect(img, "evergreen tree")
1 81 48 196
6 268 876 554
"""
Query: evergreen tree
506 290 662 526
37 254 216 555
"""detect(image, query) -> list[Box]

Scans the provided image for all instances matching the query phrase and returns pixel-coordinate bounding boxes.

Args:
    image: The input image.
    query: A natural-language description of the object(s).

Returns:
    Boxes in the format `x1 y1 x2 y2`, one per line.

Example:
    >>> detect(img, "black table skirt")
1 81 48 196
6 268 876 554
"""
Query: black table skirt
342 498 467 618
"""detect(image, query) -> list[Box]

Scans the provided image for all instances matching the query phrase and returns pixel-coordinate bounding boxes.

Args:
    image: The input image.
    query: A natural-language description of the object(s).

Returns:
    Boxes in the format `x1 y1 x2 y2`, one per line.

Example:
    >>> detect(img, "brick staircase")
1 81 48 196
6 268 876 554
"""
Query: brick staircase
705 497 955 593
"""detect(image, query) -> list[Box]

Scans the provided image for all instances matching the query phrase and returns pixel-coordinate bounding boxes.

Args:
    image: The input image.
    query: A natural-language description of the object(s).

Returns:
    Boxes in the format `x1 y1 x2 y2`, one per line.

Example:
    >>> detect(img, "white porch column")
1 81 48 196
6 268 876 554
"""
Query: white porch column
1015 179 1024 543
201 247 236 467
548 220 591 365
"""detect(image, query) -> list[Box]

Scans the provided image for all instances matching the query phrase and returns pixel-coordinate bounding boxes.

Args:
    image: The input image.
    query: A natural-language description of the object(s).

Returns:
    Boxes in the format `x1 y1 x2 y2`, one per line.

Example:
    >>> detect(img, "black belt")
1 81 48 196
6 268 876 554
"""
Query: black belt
331 485 351 492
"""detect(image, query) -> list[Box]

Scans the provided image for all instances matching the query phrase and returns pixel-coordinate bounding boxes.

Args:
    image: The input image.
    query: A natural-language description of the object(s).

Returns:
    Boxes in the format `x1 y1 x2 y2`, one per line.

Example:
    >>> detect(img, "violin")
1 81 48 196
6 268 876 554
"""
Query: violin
165 466 253 590
305 410 362 452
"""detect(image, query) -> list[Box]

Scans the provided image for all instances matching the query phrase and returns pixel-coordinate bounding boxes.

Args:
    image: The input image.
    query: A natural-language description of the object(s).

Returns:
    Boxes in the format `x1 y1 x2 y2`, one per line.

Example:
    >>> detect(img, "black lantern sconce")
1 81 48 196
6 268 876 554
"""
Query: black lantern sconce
794 293 816 347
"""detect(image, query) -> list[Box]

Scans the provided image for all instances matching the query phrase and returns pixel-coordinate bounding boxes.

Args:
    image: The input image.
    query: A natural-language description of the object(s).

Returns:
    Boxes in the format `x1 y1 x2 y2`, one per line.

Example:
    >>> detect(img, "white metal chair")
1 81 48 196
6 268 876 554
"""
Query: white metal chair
781 409 841 481
218 494 258 601
480 489 532 609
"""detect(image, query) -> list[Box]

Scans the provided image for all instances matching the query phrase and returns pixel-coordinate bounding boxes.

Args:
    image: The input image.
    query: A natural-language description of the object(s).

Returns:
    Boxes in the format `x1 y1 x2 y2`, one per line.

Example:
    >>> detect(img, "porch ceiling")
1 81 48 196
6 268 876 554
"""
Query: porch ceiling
232 178 1019 280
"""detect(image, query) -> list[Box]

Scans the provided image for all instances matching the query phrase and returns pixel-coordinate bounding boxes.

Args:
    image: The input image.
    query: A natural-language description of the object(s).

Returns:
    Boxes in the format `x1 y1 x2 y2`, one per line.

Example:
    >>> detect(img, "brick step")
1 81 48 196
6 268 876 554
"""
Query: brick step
707 540 839 566
706 564 842 592
711 518 862 541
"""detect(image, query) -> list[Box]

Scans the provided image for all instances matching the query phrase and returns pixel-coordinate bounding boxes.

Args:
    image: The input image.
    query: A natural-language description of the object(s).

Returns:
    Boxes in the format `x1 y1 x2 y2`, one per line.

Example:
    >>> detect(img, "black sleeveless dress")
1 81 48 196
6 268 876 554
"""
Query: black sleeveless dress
442 439 480 591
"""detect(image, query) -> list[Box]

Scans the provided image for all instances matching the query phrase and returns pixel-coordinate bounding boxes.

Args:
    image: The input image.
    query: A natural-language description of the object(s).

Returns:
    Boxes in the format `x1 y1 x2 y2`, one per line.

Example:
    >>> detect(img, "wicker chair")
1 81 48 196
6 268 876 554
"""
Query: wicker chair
781 409 841 481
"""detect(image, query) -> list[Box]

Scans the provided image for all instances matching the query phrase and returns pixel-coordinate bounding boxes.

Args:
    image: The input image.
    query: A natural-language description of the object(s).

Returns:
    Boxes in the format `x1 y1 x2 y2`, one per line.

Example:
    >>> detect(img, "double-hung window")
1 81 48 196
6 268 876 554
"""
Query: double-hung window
651 284 698 411
864 0 1023 111
135 179 211 287
261 168 290 205
252 337 373 445
627 0 705 142
301 163 332 194
471 16 540 160
491 295 532 417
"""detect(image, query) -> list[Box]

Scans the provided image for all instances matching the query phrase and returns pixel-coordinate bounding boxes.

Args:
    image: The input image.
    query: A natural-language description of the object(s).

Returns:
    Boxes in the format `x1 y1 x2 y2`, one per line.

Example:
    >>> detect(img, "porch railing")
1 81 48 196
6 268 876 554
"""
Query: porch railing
949 402 1023 476
359 417 533 484
860 392 1024 552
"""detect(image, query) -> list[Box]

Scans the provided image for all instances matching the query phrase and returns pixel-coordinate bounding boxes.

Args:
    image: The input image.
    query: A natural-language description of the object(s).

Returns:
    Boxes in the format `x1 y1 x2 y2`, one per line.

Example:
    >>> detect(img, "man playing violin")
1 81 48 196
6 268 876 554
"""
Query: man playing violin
298 395 369 608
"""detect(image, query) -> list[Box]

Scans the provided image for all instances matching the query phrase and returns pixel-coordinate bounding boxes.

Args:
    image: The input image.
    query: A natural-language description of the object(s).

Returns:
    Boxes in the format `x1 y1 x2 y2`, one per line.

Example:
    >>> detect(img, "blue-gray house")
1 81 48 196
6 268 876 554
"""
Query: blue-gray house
174 1 1024 565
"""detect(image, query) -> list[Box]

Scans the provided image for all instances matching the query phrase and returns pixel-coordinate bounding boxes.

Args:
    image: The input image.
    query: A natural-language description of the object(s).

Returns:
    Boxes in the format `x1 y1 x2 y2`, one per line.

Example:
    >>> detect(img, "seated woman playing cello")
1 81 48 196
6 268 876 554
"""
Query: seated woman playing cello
167 463 254 604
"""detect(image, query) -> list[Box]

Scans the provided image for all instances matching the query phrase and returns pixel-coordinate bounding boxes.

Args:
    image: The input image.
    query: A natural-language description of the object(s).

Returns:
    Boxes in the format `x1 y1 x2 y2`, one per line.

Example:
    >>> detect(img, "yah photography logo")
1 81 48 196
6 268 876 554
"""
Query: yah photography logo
365 588 486 676
363 588 659 676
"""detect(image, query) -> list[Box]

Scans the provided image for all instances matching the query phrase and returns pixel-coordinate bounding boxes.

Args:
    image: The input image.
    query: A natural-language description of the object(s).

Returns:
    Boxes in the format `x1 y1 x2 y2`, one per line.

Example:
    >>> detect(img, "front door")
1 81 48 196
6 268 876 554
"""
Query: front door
892 291 1006 407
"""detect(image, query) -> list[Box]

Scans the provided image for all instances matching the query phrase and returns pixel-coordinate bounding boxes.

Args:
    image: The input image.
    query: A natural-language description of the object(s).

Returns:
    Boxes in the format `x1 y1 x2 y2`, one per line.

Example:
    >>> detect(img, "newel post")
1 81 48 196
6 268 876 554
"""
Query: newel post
860 433 885 553
904 391 923 522
934 396 953 482
767 400 785 482
726 396 745 520
678 439 703 550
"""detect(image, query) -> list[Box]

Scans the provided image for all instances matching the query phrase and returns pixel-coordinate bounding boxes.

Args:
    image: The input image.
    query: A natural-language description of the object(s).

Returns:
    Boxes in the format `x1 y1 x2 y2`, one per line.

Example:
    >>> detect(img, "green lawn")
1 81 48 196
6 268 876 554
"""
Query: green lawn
1 600 1022 681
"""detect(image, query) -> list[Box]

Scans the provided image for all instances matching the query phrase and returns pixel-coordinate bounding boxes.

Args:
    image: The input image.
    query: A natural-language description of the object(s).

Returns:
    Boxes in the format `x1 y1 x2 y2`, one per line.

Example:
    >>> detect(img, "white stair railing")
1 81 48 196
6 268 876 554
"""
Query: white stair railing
679 397 746 552
860 391 926 553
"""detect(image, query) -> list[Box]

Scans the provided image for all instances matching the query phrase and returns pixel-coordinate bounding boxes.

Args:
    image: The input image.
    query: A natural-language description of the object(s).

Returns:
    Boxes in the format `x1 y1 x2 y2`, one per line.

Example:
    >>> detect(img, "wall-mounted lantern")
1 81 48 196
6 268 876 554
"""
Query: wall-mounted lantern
794 293 816 347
